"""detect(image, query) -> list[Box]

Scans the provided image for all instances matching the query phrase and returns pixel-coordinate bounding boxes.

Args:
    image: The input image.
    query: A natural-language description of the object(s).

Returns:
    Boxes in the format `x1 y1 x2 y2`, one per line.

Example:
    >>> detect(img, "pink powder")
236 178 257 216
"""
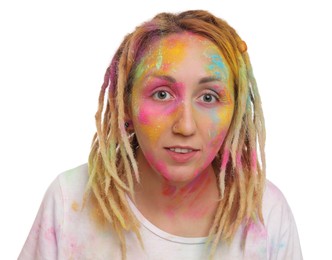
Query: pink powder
165 207 175 218
145 152 171 179
138 109 151 124
251 150 257 171
247 220 267 240
44 226 56 242
162 184 177 196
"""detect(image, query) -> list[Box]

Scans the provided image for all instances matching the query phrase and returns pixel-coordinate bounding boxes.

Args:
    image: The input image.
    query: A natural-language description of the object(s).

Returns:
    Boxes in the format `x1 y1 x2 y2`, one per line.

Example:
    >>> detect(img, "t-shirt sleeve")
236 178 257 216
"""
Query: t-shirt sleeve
265 184 303 260
18 177 64 260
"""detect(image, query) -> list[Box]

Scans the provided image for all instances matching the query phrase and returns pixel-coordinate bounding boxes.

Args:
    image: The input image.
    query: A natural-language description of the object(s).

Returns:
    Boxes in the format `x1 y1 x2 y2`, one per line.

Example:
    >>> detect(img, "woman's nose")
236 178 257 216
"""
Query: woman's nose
172 102 197 136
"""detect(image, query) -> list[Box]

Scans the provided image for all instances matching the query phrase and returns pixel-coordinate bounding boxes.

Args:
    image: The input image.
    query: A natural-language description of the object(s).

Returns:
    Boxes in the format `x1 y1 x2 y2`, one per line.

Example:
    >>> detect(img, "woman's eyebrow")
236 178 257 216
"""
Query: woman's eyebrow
149 74 177 83
145 74 223 85
199 76 221 84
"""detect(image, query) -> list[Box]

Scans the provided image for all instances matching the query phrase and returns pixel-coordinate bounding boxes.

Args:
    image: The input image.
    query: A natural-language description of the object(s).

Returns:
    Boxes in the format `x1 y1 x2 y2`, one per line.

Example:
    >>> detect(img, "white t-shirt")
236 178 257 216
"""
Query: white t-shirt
19 164 303 259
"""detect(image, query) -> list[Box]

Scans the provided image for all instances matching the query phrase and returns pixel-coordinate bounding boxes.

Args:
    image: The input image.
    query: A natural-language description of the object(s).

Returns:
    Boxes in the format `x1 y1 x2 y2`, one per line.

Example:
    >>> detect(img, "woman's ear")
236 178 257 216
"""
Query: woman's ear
124 119 134 131
124 109 134 132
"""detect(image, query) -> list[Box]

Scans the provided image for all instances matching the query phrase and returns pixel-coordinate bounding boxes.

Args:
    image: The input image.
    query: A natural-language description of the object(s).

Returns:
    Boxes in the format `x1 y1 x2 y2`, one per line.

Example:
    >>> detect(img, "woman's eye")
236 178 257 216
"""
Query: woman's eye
199 93 219 103
152 90 172 101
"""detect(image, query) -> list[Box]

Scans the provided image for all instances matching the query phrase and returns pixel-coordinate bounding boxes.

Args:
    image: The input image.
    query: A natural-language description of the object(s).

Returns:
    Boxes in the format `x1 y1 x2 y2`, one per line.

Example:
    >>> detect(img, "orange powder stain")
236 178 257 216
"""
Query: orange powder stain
150 36 189 75
71 201 80 212
140 124 162 144
215 97 234 128
137 106 177 144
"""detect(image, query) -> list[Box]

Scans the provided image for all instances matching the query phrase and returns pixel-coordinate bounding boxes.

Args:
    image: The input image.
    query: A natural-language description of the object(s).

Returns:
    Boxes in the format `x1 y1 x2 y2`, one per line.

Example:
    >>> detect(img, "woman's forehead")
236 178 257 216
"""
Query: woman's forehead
146 32 220 56
134 32 229 81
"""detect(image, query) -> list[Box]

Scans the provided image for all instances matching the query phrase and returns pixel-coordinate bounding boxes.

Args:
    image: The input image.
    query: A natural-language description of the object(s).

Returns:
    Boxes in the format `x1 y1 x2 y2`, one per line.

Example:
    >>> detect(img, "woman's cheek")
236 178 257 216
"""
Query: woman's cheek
136 100 158 125
135 100 176 143
144 152 171 179
206 109 232 148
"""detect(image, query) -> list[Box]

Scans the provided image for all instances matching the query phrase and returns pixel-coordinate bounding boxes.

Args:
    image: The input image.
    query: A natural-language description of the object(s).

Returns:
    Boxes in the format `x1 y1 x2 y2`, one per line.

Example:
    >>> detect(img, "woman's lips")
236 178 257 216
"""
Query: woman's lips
165 147 200 163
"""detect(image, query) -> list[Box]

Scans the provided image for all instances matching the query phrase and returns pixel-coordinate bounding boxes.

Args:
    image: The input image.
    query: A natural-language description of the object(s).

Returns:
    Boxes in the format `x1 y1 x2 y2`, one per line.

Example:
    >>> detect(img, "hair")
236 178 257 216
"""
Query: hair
86 10 266 259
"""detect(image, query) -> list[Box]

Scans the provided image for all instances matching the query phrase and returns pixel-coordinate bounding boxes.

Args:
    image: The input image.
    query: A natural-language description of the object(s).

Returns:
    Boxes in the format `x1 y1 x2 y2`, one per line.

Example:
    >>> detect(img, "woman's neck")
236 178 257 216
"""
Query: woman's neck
133 150 219 237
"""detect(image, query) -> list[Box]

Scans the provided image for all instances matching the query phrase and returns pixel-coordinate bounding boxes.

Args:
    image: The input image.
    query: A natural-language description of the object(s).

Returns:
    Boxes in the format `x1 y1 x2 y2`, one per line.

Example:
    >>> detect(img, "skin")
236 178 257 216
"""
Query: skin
128 32 235 237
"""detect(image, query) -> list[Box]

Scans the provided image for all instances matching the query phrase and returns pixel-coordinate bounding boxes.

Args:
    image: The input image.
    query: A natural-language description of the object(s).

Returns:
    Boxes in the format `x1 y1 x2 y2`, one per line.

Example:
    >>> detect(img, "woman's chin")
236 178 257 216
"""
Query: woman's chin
159 168 202 185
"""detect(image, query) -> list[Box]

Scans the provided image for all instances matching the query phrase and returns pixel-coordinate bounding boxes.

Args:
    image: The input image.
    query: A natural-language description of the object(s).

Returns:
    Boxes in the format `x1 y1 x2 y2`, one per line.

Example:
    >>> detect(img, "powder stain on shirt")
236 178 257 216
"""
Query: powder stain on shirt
71 201 80 212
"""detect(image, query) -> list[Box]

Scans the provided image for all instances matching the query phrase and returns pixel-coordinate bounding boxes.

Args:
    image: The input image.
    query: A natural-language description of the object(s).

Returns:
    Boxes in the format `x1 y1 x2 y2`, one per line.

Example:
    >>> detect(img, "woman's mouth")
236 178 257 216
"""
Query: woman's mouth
165 146 200 163
168 147 194 153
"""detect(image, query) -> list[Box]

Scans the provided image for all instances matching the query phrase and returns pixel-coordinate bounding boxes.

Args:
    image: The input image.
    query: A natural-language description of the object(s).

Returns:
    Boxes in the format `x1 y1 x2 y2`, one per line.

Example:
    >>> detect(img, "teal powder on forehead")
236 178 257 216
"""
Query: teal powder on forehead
210 54 225 69
206 53 228 81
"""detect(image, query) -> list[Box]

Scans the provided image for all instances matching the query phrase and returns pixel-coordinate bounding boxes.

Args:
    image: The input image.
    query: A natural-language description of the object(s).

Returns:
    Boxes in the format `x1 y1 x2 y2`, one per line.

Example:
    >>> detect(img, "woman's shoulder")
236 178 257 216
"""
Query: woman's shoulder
57 163 89 192
260 181 303 259
263 179 288 204
262 179 294 228
43 164 89 210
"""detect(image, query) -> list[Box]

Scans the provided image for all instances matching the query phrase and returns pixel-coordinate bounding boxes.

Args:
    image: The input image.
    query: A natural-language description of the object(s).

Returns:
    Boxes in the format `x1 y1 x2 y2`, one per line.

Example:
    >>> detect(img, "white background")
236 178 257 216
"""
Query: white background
1 0 331 259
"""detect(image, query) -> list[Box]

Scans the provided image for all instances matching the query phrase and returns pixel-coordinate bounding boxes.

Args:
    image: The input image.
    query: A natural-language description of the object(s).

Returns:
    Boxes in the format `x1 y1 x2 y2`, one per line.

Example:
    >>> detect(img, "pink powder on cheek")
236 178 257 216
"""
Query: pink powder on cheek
137 99 179 125
138 109 150 124
137 102 157 125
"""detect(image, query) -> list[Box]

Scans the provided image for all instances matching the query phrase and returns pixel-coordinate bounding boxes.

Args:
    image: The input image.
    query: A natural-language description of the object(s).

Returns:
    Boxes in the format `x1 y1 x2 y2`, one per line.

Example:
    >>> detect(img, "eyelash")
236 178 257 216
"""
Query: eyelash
198 92 220 103
152 90 173 101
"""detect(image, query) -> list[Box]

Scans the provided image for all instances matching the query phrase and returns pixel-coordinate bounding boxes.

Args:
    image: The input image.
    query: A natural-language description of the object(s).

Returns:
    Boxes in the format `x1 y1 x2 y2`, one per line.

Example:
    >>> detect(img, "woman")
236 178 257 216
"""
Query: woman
19 10 302 259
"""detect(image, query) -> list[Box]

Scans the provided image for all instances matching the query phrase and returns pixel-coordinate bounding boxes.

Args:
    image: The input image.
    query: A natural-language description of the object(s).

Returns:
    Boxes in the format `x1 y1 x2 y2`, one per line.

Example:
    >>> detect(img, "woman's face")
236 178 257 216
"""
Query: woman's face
130 32 234 183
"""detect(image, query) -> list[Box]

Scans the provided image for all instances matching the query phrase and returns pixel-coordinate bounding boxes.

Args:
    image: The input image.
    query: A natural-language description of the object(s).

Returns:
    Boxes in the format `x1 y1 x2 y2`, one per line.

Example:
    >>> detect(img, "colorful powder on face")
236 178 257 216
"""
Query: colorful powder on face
144 151 171 179
208 130 226 147
204 48 229 82
133 35 188 84
137 107 153 125
130 34 236 193
138 122 162 144
156 47 163 70
131 36 191 147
